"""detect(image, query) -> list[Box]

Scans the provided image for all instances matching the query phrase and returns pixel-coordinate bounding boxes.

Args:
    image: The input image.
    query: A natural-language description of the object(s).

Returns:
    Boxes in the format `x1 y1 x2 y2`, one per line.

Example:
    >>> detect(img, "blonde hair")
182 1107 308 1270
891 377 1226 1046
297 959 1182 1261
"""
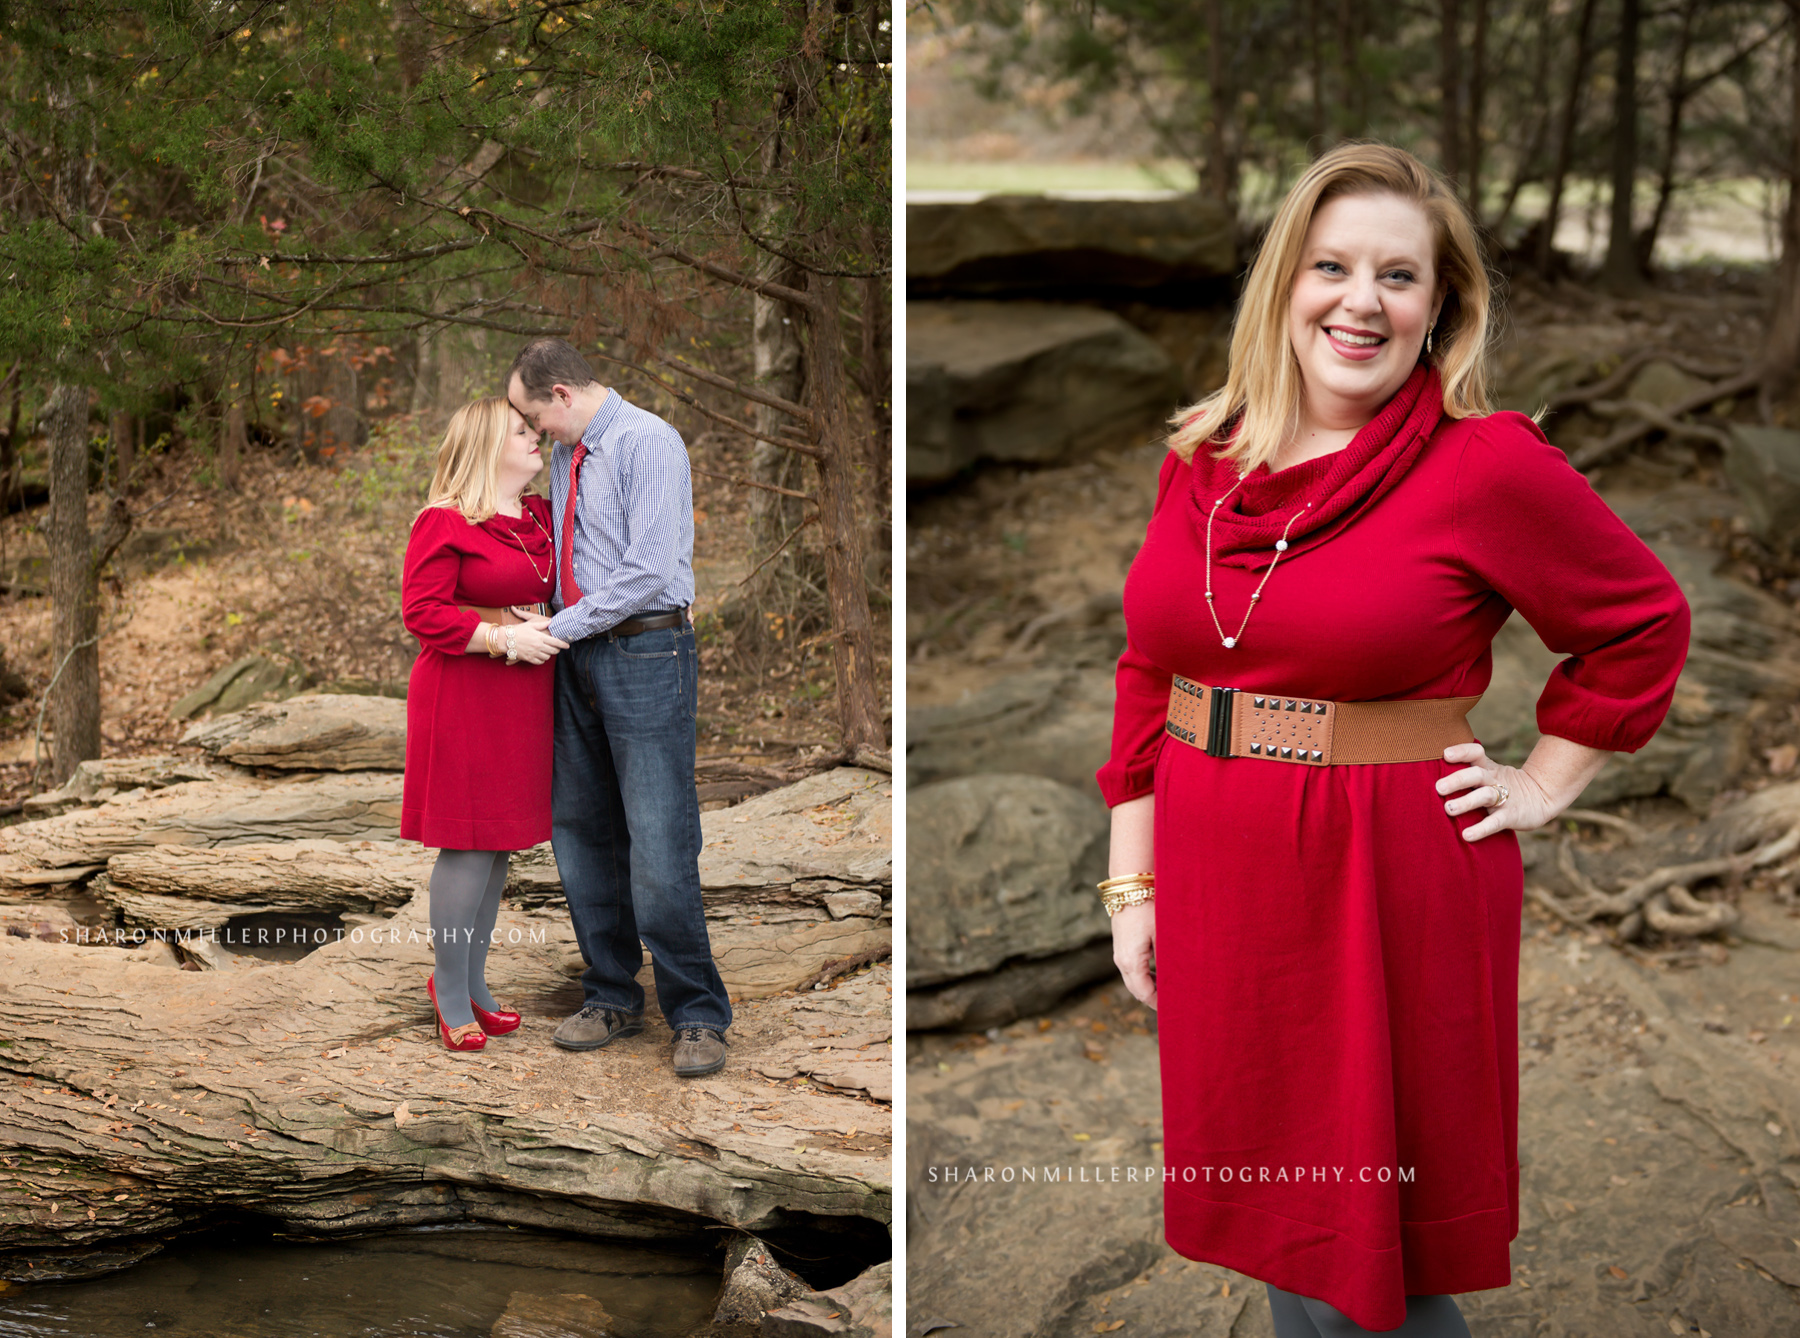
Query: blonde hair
1169 141 1494 469
422 397 513 522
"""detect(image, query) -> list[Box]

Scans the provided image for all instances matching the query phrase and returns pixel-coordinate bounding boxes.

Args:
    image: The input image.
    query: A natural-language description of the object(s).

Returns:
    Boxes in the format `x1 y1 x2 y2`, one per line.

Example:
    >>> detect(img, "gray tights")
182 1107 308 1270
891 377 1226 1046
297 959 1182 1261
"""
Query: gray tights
1265 1283 1471 1338
428 849 509 1028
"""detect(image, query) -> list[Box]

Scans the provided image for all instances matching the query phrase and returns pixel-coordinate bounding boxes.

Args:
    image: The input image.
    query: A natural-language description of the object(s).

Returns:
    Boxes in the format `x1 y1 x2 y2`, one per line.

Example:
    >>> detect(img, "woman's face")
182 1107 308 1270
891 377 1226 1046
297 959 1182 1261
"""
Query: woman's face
1287 191 1443 426
498 406 543 488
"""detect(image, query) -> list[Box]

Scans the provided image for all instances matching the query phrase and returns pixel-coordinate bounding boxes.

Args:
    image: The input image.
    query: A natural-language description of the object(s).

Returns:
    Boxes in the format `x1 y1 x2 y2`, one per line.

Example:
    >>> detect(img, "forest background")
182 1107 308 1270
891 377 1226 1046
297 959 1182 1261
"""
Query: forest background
0 0 892 806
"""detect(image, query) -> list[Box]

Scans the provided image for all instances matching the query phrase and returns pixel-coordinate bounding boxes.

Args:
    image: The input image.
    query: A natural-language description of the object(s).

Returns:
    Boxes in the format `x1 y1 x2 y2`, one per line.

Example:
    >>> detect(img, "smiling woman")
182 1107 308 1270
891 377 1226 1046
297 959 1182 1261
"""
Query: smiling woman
1283 194 1444 465
1168 144 1494 479
1096 142 1692 1335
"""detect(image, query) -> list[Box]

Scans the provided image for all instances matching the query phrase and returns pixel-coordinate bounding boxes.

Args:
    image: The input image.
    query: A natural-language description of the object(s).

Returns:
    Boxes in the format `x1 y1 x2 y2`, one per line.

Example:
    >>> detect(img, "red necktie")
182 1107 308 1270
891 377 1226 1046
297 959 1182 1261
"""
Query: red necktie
560 442 587 605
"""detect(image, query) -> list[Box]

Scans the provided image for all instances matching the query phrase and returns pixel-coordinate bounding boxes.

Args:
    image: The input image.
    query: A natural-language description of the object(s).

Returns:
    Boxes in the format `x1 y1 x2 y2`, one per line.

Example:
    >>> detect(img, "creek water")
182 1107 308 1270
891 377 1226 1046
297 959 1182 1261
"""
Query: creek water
0 1224 723 1338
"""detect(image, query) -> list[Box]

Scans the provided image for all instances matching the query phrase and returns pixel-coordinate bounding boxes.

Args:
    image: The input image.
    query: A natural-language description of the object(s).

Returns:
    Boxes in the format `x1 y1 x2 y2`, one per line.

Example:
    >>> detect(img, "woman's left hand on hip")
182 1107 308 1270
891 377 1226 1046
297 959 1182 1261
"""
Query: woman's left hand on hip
1436 741 1558 841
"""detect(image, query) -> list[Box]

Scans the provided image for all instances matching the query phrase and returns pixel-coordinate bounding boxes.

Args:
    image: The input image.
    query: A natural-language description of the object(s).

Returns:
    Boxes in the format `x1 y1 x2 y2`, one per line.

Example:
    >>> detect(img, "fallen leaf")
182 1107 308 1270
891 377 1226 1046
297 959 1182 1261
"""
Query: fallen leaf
1608 1265 1628 1280
393 1102 411 1128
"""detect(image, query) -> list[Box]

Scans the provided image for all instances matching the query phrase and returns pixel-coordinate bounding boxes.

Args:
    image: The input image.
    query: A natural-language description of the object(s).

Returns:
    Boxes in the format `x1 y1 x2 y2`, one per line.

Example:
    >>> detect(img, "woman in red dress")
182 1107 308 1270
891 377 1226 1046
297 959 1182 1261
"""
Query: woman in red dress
1099 143 1690 1334
401 397 570 1052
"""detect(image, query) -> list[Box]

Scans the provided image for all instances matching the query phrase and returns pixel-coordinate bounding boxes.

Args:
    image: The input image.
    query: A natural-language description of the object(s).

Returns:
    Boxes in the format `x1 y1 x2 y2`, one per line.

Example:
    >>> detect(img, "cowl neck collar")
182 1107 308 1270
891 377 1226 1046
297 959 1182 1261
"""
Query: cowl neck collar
479 500 553 555
1186 363 1444 570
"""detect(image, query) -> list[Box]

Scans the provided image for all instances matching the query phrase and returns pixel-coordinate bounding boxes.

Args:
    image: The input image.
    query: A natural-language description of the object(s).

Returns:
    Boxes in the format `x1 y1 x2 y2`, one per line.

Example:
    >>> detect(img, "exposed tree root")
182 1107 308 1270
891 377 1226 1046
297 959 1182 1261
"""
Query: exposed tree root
1529 822 1800 943
1566 366 1762 471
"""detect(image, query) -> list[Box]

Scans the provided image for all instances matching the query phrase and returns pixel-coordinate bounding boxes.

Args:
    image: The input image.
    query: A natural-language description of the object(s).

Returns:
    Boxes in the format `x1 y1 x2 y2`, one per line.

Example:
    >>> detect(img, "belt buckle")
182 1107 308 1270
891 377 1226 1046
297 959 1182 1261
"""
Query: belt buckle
1205 686 1235 758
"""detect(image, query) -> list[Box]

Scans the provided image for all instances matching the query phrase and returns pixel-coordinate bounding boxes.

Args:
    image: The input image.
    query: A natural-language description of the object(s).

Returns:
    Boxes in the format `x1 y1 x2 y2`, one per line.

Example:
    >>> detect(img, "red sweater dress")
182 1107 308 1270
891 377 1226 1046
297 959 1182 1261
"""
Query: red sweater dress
400 496 557 850
1097 367 1690 1330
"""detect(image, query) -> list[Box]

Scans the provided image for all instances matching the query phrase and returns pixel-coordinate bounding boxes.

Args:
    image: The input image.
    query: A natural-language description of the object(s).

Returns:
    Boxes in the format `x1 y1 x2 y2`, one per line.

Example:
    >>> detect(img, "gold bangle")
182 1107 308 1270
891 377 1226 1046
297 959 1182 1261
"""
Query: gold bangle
483 623 502 658
1100 885 1155 917
1097 871 1154 917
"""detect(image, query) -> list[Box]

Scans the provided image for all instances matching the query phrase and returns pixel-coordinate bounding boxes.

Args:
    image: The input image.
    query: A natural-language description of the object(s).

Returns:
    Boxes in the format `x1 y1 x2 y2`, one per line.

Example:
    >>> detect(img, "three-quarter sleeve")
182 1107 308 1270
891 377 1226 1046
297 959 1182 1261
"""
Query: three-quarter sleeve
1454 411 1691 752
402 507 482 655
1096 452 1185 807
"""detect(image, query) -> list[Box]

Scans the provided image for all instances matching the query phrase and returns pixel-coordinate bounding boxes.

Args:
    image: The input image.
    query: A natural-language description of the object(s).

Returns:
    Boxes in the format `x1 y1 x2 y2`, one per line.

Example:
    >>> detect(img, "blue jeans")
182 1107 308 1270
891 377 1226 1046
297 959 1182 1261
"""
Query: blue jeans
551 621 732 1033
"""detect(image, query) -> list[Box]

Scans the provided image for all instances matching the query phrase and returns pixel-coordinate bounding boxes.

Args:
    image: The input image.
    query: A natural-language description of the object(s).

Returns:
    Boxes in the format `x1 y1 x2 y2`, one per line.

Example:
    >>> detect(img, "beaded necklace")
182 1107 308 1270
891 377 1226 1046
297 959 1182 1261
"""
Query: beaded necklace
1203 473 1311 650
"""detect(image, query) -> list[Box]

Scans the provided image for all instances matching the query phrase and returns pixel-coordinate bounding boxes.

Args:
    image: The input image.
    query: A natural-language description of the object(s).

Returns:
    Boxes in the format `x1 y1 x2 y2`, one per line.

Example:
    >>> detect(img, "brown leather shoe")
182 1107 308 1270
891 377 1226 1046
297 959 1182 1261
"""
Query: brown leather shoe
552 1004 643 1052
671 1026 727 1076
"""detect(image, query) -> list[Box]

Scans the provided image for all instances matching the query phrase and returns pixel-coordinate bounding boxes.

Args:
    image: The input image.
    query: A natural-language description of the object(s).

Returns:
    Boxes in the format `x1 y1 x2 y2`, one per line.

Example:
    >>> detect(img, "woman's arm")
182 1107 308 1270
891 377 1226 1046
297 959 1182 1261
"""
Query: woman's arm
1108 794 1158 1010
402 511 485 656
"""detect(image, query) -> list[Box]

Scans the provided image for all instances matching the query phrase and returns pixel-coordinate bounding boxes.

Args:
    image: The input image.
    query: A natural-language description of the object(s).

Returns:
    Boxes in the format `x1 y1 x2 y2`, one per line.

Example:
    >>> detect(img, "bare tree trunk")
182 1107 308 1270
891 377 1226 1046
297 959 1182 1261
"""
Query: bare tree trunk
0 362 20 512
45 386 101 787
804 280 882 756
45 385 131 785
749 89 810 598
1640 0 1699 269
1439 0 1464 188
1467 0 1490 213
1762 2 1800 394
1308 0 1327 144
220 400 246 493
1600 0 1644 295
1203 0 1239 215
749 286 806 542
1492 1 1555 239
1538 0 1600 278
858 261 890 513
393 0 432 91
109 409 133 494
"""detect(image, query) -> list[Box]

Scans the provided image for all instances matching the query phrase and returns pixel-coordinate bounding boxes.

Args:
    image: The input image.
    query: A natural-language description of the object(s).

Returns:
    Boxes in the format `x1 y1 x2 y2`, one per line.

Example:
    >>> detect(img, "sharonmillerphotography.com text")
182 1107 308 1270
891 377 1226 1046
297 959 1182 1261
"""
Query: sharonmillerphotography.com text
924 1164 1418 1186
55 925 548 948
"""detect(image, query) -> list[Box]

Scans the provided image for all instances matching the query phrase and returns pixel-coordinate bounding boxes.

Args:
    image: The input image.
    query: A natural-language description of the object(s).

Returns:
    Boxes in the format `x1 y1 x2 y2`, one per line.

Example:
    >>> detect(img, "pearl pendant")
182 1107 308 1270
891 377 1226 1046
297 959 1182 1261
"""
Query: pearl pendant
1222 636 1236 649
1275 539 1289 551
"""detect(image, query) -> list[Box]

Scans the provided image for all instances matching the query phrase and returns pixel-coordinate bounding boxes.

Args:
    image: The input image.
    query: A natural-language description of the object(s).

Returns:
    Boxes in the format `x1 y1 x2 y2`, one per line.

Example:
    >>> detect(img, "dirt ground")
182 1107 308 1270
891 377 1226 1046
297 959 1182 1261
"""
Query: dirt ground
0 409 889 809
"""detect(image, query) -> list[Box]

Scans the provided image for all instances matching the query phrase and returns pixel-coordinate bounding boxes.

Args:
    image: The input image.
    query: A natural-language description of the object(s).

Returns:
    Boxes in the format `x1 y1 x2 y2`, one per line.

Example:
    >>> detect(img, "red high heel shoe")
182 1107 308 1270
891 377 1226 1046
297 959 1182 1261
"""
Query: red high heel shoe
427 974 486 1052
470 997 521 1037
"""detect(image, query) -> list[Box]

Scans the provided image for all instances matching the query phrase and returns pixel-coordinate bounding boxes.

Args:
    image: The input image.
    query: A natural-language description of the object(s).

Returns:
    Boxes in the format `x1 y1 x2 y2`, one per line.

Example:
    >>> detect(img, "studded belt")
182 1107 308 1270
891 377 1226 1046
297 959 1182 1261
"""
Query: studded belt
1164 675 1482 766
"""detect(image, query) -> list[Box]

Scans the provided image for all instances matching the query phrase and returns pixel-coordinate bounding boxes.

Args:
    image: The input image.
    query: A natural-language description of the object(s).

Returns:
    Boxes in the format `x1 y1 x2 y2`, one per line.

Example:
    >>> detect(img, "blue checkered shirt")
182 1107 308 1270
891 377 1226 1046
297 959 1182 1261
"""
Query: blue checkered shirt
545 391 695 642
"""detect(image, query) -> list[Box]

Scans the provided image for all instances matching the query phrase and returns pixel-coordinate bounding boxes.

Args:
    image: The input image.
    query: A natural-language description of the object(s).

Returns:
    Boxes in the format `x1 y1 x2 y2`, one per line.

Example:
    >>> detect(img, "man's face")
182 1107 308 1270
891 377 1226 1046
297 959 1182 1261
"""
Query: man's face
507 372 583 447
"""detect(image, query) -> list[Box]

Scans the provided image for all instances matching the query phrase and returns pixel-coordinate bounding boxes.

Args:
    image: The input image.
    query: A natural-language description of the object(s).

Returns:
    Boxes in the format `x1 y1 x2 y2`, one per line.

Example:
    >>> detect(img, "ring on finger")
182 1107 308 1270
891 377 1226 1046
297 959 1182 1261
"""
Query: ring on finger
1484 781 1509 809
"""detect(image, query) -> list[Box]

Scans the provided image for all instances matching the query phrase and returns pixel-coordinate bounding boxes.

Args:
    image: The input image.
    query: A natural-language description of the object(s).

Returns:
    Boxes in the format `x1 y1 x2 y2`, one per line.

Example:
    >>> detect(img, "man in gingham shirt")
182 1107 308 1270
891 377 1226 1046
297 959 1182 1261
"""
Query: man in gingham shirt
506 338 732 1076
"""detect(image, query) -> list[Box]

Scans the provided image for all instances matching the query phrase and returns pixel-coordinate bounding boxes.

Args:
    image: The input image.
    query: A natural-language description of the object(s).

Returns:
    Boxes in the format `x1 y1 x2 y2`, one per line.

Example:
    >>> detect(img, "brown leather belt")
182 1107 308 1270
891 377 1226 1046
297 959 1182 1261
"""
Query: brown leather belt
462 603 550 626
1164 675 1480 766
600 608 689 640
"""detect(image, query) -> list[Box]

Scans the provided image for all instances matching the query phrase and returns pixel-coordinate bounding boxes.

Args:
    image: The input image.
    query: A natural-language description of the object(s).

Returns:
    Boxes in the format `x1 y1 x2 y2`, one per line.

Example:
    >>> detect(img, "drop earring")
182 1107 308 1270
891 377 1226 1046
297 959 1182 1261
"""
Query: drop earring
1426 323 1435 356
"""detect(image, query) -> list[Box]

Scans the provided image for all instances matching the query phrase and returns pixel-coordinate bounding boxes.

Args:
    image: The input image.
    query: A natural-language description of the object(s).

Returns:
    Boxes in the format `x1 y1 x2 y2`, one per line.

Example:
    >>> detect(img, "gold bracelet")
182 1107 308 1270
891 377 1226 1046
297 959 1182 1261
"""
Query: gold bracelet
1100 885 1155 917
483 623 502 658
1097 871 1154 917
